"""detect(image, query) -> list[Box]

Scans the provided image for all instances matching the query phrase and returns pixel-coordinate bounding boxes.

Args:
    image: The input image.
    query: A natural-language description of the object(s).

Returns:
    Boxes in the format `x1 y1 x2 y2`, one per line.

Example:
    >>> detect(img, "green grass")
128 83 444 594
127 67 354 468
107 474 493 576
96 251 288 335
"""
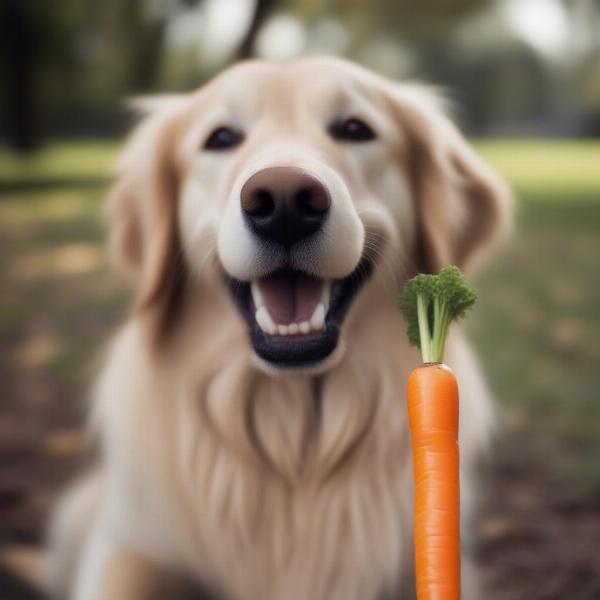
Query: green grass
471 140 600 494
0 144 127 410
476 139 600 196
1 139 599 495
0 141 118 181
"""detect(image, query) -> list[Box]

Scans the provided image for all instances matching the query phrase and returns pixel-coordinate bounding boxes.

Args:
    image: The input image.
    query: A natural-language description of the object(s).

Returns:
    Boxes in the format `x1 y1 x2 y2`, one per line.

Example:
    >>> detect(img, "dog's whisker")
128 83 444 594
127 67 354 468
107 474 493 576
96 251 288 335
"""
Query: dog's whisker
360 233 401 297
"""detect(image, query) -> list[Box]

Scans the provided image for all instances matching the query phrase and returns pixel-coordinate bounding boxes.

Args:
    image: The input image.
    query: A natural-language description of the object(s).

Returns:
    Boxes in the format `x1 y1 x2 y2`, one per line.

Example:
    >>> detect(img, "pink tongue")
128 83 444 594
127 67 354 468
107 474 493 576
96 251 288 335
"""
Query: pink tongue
258 272 323 325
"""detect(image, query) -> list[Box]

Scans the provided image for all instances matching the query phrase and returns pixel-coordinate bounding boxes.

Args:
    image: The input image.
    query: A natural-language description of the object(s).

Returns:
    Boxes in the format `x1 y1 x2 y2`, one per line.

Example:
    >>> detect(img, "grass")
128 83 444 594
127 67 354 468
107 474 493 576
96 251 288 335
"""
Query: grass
471 140 600 495
476 140 600 196
1 139 599 496
0 141 118 190
0 145 127 419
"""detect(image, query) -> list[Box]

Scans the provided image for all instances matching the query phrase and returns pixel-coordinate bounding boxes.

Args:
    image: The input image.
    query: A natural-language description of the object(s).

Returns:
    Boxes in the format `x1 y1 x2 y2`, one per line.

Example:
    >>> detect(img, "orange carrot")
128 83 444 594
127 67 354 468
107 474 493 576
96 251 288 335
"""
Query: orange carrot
408 363 460 600
398 266 477 600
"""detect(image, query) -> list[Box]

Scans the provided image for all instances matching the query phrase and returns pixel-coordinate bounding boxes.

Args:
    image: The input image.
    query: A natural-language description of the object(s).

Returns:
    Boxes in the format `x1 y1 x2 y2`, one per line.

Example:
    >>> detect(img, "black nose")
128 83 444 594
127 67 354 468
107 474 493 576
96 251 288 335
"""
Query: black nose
240 167 331 248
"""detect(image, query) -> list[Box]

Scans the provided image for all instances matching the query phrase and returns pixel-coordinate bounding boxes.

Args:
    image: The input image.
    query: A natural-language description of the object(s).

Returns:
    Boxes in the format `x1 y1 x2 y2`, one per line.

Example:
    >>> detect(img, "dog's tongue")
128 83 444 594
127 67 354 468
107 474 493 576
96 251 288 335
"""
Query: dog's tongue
258 271 323 325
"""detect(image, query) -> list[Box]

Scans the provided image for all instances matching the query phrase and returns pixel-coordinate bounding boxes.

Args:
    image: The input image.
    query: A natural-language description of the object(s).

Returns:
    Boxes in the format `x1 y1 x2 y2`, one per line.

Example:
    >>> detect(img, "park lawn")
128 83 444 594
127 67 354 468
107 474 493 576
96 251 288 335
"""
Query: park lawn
470 140 600 495
0 139 599 497
0 141 118 189
476 139 600 197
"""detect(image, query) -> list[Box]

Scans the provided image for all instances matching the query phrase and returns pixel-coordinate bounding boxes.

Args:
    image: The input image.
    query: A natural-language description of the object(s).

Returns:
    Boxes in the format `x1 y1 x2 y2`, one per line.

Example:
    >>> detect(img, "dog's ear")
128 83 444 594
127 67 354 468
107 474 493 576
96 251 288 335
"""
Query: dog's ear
387 85 511 274
107 95 190 341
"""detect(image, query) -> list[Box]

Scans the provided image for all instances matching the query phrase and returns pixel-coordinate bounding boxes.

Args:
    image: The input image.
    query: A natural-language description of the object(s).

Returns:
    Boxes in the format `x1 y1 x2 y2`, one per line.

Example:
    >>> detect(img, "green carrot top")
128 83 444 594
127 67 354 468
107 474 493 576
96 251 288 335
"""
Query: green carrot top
398 265 477 364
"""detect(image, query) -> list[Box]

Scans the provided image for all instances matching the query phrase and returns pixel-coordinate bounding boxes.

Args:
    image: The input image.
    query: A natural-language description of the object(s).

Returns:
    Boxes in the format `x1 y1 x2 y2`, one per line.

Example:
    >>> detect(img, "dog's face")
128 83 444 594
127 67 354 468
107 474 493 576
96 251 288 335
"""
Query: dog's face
109 58 509 372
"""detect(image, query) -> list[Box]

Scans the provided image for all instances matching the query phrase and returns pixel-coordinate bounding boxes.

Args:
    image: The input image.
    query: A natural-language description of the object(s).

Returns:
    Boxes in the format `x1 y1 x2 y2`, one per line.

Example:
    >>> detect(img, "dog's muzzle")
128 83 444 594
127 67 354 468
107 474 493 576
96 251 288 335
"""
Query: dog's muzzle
225 167 372 369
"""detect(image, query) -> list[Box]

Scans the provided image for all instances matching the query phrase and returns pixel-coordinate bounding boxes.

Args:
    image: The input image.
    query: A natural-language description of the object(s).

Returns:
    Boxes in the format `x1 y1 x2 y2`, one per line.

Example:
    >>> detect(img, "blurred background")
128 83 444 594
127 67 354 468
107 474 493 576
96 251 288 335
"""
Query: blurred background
0 0 599 598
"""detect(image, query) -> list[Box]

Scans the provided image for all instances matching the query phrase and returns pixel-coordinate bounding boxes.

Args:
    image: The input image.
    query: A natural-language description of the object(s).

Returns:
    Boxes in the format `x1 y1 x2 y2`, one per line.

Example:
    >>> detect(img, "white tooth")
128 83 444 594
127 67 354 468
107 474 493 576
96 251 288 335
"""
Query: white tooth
310 303 325 331
299 321 310 334
321 282 331 311
256 307 276 335
278 324 289 336
288 323 299 335
265 310 277 335
251 282 263 309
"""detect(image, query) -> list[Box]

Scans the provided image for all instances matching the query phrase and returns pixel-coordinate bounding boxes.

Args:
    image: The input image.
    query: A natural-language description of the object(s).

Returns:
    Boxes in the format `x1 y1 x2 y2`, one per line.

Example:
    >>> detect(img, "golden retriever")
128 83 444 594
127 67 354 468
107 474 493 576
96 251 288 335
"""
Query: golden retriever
44 57 510 600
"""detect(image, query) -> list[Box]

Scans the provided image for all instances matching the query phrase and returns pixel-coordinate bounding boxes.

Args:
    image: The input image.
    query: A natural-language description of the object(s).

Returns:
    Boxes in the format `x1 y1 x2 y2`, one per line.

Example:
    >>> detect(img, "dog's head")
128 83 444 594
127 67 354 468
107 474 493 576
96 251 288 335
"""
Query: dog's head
108 57 510 373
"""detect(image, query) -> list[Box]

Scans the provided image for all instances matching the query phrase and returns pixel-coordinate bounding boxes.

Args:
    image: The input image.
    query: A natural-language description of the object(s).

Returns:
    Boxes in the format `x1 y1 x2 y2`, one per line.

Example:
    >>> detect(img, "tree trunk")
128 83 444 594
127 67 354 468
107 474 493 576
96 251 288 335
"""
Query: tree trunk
121 0 167 93
0 1 43 152
237 0 278 60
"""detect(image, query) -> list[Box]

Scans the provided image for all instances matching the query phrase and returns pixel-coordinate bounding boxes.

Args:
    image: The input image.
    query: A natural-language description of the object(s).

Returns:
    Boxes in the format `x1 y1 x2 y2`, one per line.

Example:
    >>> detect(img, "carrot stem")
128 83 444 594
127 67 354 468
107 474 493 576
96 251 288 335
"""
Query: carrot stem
417 294 432 363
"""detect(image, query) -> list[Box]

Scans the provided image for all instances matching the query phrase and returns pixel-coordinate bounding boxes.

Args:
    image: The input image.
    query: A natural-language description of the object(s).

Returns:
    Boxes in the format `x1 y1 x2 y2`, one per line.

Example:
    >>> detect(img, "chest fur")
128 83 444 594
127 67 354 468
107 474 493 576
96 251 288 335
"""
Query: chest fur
102 344 415 600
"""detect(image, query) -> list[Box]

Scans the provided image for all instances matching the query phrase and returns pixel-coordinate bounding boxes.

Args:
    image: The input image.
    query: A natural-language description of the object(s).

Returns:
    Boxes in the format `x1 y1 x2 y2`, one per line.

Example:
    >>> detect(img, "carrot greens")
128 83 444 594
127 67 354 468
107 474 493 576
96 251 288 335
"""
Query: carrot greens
398 265 478 363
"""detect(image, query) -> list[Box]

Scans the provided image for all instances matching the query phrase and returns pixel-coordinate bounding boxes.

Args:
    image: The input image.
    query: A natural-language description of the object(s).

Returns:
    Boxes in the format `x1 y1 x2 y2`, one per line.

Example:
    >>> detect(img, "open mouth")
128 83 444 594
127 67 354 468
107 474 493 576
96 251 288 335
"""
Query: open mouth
226 260 373 367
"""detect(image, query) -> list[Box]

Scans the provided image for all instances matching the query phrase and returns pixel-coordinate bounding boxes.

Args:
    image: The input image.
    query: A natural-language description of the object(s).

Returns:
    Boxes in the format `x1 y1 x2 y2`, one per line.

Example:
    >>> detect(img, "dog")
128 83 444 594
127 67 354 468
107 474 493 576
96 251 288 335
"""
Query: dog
44 57 510 600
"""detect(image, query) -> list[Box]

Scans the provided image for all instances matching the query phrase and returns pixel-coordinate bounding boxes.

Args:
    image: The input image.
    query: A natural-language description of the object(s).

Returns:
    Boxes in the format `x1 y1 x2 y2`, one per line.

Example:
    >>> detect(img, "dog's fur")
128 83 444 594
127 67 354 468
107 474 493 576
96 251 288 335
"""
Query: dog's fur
45 58 510 600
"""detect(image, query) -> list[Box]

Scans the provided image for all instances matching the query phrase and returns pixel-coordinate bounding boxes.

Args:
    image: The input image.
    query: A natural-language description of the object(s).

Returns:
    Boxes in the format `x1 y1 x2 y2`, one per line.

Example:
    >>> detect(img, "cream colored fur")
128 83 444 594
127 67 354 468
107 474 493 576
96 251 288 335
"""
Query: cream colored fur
45 57 510 600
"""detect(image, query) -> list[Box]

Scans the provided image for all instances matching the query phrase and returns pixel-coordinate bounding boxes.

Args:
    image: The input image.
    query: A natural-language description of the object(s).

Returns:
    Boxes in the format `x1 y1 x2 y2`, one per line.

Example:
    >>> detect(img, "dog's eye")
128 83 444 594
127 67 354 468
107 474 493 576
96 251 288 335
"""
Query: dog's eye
204 126 244 151
329 117 376 142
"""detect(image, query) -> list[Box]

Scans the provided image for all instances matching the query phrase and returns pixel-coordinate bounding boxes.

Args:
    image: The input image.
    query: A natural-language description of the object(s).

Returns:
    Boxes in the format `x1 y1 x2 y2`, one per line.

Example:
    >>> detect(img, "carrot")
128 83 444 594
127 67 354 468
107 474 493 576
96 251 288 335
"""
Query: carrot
398 265 477 600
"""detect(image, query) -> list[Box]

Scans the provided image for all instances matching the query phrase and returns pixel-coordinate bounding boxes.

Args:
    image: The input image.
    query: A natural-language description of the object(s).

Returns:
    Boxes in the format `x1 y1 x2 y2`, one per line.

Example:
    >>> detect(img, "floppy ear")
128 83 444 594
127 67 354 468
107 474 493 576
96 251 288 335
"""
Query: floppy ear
387 85 511 274
107 95 189 341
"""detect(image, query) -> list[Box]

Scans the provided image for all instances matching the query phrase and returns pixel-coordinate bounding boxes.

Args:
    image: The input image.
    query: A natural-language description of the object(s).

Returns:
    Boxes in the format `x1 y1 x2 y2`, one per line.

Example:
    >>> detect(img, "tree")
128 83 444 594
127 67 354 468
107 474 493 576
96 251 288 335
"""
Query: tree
0 0 280 152
238 0 279 59
0 1 76 151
